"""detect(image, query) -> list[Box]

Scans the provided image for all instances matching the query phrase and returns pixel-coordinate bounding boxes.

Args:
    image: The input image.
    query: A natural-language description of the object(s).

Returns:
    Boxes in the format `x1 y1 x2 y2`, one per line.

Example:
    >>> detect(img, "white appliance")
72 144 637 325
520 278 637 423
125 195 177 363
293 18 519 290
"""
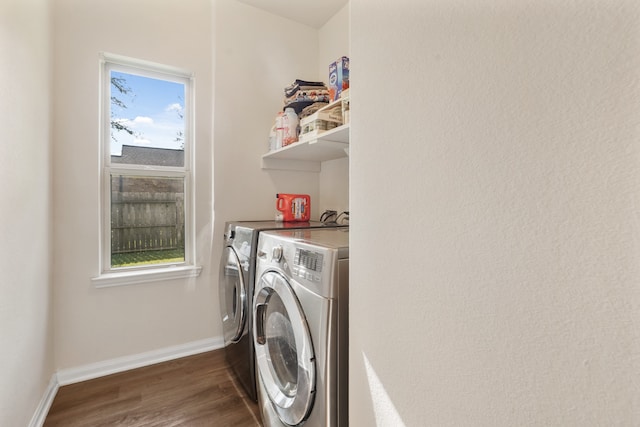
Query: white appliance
253 228 349 426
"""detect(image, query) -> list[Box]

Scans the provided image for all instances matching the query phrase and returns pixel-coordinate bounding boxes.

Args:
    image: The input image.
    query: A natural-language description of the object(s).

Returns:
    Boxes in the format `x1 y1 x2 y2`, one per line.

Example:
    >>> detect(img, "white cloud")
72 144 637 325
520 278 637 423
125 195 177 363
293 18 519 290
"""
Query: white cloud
133 116 154 124
112 113 183 150
112 117 133 127
166 103 183 114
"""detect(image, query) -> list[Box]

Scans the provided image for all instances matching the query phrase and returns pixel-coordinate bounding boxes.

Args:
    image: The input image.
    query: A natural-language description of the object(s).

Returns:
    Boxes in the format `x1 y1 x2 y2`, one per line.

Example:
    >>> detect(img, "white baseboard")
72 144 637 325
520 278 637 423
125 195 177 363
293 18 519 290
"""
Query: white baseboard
56 336 224 386
30 336 224 426
29 373 59 427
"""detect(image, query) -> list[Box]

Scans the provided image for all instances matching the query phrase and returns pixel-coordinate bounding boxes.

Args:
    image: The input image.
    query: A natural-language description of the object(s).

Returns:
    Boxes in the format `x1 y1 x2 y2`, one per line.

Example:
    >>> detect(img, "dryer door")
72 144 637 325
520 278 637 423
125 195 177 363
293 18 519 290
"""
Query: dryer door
219 246 247 344
254 271 315 426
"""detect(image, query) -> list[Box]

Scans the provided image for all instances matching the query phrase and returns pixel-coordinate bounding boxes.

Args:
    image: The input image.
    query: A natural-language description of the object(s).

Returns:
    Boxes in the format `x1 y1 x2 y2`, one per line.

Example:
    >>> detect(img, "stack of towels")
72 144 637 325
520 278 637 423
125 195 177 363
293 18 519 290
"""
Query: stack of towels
283 79 330 115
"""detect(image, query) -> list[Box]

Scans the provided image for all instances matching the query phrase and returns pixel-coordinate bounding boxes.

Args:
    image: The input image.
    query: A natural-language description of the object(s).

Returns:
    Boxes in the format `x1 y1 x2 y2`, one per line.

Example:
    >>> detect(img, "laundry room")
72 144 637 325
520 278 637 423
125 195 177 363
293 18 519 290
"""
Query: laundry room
3 0 640 426
5 0 353 425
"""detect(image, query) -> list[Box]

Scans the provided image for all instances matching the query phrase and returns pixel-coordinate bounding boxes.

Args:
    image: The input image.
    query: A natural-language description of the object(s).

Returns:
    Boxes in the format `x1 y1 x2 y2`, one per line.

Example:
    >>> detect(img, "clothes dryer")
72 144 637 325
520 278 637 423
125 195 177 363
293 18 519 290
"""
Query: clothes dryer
253 228 349 426
218 221 344 402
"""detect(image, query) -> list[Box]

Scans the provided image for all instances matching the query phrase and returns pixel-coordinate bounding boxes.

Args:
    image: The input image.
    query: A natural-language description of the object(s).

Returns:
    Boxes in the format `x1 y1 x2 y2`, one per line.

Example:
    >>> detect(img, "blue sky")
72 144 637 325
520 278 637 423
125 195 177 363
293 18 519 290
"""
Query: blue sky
110 71 185 155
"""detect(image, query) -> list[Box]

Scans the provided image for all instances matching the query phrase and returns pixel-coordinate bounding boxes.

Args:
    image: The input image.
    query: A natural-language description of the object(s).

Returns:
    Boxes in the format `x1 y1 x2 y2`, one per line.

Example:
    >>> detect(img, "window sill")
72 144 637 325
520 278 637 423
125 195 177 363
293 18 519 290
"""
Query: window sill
92 265 202 288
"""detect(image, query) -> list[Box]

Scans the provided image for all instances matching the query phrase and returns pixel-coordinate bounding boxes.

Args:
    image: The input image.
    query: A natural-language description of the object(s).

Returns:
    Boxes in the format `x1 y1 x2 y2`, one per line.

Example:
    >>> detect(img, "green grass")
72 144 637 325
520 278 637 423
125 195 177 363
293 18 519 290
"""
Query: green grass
112 248 185 268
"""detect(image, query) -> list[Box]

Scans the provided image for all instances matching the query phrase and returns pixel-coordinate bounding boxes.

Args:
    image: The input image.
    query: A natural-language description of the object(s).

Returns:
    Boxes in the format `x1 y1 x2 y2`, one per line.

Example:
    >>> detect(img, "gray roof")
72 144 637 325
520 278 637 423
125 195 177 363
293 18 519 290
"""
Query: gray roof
112 145 184 167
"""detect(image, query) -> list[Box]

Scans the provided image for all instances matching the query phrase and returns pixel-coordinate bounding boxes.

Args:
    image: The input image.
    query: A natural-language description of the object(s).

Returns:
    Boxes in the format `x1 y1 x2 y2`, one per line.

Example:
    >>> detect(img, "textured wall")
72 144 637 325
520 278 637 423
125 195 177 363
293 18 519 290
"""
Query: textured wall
350 1 640 425
0 0 54 424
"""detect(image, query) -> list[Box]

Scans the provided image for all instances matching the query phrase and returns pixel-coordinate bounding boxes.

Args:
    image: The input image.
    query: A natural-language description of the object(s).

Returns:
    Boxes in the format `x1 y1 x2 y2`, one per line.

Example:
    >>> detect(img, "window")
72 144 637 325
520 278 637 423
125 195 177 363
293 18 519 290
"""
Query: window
94 53 200 287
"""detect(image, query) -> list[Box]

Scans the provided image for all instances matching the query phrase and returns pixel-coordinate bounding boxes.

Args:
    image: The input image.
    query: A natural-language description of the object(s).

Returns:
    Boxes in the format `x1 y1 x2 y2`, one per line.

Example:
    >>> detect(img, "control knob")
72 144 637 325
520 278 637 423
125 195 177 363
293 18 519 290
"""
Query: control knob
271 246 283 262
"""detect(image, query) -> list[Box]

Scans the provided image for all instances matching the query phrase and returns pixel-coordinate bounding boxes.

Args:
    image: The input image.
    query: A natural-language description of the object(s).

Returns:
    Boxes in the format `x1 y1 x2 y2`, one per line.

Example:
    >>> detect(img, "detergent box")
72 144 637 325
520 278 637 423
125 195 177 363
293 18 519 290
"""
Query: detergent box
329 56 349 102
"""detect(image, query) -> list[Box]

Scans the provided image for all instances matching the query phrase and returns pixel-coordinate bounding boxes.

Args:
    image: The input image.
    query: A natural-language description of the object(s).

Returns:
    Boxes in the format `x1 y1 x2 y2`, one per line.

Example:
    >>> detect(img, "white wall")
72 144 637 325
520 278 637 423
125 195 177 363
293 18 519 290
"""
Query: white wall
0 0 54 424
350 1 640 426
318 157 349 215
50 0 341 372
318 4 350 215
318 3 350 85
215 0 350 221
52 0 215 369
213 0 320 231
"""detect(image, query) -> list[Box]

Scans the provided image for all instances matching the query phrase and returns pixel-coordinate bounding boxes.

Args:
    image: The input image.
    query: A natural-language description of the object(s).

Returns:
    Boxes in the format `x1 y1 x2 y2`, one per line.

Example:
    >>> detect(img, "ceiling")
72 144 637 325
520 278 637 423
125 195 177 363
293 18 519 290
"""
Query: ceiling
236 0 349 29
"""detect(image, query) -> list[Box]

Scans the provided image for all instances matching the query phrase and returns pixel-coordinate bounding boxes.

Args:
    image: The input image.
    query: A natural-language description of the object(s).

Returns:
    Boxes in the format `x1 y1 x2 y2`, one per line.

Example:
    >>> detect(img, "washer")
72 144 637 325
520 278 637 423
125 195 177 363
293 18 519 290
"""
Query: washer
218 221 344 402
253 228 349 426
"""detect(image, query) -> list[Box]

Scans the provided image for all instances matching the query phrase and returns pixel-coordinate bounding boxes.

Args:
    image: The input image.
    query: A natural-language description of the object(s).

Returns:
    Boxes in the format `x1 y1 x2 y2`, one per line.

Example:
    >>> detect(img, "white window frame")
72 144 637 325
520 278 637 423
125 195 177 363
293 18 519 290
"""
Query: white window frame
92 53 201 288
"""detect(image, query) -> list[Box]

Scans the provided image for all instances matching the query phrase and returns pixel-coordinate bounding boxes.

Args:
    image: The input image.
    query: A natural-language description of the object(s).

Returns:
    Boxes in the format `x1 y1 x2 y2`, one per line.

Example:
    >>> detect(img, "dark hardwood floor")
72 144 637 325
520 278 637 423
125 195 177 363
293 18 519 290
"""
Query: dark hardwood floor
44 349 262 426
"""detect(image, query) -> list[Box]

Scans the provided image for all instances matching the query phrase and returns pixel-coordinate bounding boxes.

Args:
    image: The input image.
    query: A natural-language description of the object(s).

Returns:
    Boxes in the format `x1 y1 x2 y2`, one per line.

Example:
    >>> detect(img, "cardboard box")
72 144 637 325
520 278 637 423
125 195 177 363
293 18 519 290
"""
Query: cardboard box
300 104 342 128
299 107 342 139
300 118 340 138
329 56 349 102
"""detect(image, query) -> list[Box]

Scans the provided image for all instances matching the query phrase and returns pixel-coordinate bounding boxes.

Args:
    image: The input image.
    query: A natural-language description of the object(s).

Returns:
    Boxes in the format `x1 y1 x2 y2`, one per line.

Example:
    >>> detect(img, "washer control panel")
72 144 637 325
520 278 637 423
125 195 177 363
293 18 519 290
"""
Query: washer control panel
295 249 323 272
256 229 347 299
292 248 324 282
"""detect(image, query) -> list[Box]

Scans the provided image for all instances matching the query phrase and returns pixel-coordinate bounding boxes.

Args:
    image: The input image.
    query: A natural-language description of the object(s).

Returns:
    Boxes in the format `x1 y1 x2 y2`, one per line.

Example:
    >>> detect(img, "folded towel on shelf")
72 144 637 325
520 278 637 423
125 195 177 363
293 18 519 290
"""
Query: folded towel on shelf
284 79 326 98
284 89 330 106
282 101 316 115
292 85 328 94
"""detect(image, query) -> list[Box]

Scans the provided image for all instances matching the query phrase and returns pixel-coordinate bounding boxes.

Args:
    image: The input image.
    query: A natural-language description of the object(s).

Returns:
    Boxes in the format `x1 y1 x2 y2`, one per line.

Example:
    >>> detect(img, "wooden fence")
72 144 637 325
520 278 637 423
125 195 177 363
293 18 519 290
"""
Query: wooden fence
111 177 184 254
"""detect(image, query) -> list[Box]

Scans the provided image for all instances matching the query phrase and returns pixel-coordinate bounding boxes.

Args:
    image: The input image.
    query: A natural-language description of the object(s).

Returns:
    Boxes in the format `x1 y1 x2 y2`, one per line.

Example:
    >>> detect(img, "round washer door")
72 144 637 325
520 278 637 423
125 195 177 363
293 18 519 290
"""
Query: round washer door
219 246 247 344
254 270 315 426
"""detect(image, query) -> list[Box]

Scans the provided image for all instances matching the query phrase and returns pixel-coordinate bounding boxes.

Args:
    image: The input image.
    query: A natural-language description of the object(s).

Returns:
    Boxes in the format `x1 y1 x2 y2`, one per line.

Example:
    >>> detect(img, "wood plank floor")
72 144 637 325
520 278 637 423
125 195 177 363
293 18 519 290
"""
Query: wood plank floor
44 349 262 427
